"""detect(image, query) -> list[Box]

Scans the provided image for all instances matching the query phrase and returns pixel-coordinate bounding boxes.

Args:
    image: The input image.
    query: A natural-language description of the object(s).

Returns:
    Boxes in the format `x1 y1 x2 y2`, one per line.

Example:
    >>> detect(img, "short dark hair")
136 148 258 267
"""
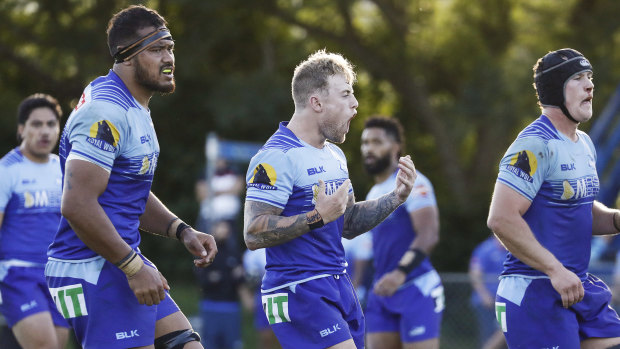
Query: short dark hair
363 116 406 156
16 93 62 143
106 5 168 57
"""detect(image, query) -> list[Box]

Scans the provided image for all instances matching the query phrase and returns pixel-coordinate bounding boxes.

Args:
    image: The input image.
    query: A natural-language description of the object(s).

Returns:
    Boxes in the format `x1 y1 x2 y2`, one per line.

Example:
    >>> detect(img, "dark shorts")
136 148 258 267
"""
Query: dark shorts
261 274 364 349
46 254 179 349
496 274 620 348
0 264 69 328
365 270 444 342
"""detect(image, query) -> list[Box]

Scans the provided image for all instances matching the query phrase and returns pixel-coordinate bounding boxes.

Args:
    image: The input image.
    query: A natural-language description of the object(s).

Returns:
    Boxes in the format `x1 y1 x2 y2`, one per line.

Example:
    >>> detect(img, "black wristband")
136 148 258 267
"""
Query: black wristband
115 249 136 268
614 212 620 232
176 222 191 240
306 209 324 230
396 248 427 275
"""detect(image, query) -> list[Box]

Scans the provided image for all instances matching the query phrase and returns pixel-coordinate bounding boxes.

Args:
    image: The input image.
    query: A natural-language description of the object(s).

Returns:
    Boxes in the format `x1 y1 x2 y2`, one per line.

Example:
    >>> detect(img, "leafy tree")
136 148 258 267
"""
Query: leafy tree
2 0 620 276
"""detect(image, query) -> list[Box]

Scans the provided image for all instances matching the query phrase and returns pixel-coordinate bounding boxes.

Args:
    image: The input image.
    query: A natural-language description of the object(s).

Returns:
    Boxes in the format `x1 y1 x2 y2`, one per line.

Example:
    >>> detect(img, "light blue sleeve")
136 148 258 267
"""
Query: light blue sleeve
405 172 437 212
0 166 14 212
66 102 127 171
496 136 549 201
245 149 295 209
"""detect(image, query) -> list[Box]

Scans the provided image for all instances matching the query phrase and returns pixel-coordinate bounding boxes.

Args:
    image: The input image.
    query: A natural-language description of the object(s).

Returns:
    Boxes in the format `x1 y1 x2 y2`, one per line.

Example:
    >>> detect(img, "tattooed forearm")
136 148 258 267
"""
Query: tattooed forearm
244 201 309 249
342 191 402 239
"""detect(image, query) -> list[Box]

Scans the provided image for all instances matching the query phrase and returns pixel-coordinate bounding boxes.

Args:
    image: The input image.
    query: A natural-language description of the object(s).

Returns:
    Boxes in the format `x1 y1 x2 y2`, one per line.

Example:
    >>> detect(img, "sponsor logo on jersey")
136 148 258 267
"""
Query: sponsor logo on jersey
49 284 88 319
506 150 537 183
560 175 599 200
262 293 290 324
86 120 120 153
248 163 277 190
561 180 575 200
23 190 49 208
311 180 343 205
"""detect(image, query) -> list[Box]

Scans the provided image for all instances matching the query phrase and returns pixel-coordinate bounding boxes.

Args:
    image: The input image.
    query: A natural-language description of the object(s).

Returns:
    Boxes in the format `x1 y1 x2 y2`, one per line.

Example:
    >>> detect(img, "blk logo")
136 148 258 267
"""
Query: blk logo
561 163 575 171
307 166 326 176
116 330 139 340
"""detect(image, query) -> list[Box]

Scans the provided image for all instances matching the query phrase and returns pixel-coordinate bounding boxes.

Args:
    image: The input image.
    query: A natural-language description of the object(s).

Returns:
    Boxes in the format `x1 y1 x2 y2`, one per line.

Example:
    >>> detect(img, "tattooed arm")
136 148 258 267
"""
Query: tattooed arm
244 178 352 250
342 191 403 239
342 155 417 239
243 201 309 250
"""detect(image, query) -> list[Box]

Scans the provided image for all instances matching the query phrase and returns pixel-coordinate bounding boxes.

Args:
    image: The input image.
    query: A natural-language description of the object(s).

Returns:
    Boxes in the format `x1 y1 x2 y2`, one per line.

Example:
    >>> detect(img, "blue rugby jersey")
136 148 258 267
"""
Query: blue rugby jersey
496 115 598 280
0 148 62 264
366 170 436 282
48 70 160 260
245 122 353 291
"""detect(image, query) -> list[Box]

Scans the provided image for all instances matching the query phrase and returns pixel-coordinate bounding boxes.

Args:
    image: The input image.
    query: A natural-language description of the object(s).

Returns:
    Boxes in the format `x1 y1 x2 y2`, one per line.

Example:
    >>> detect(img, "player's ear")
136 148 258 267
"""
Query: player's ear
309 94 322 112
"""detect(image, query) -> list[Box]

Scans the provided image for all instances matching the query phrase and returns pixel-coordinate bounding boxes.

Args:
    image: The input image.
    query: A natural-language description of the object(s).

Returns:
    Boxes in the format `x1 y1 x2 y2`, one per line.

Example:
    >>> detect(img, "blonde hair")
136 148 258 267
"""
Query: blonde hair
291 49 356 108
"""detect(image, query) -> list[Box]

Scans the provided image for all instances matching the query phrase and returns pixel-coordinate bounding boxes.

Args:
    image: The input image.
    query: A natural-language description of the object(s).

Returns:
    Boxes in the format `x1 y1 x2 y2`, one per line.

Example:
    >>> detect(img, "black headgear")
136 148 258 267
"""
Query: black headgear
534 48 592 123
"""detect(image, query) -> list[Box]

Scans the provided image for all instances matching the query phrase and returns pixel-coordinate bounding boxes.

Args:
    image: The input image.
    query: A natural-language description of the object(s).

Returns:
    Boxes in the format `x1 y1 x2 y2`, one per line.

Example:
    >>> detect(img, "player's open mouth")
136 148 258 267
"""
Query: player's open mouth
162 67 173 75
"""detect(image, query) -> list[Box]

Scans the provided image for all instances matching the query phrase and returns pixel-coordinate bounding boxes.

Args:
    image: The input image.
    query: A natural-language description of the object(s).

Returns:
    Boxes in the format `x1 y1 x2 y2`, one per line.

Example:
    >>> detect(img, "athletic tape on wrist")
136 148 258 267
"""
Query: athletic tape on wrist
116 250 144 277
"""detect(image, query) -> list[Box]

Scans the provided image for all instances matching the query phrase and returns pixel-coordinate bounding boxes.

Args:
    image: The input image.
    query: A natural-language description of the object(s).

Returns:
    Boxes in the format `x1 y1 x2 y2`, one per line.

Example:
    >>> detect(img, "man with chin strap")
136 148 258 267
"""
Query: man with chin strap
488 48 620 348
45 5 217 349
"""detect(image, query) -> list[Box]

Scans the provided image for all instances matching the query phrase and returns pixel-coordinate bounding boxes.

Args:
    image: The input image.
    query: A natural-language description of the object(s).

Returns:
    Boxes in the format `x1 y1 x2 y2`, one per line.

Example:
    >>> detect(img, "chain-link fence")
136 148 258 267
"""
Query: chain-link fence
438 267 617 349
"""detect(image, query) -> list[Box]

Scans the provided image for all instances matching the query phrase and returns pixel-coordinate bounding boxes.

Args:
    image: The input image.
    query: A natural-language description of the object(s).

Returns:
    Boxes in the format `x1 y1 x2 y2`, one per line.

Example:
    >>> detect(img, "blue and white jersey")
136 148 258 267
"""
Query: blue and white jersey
0 148 62 264
366 170 436 282
48 70 160 260
245 122 353 291
496 115 598 280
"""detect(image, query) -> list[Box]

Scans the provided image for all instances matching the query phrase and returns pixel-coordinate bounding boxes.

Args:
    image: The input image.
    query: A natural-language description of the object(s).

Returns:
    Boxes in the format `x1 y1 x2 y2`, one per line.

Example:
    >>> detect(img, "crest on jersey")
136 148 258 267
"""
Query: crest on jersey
86 120 120 153
248 163 277 190
506 150 537 183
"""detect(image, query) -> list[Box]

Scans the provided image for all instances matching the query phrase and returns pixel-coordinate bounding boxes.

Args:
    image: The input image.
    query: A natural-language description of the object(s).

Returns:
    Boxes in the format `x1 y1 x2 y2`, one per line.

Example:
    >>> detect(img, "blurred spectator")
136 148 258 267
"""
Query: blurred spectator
341 232 373 307
469 235 508 349
243 247 280 349
194 220 252 349
195 159 244 233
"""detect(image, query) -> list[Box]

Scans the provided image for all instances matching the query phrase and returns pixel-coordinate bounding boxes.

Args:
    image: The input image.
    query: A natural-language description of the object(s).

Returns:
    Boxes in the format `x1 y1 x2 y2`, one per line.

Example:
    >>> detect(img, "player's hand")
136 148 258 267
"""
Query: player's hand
393 155 416 203
373 269 406 297
127 264 167 306
180 228 218 268
548 266 584 308
314 178 351 223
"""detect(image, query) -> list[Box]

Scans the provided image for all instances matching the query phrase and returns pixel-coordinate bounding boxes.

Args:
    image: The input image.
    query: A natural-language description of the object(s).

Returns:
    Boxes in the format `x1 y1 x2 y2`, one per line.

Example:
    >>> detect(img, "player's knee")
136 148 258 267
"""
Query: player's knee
154 329 201 349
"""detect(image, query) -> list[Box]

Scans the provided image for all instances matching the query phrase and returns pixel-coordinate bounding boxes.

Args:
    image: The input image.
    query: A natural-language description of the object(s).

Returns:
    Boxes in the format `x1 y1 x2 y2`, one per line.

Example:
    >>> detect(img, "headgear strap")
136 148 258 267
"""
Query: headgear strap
113 27 173 63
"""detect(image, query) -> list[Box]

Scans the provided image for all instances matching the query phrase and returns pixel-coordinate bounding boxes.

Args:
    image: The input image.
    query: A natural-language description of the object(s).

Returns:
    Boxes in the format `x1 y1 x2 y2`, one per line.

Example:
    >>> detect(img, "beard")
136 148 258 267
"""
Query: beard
363 153 391 175
321 119 347 144
135 60 175 94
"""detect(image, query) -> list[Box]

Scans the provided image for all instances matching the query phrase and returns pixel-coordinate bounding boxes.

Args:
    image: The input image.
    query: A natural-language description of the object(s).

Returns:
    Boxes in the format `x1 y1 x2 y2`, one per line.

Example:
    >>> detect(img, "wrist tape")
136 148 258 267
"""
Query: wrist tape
115 250 144 277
